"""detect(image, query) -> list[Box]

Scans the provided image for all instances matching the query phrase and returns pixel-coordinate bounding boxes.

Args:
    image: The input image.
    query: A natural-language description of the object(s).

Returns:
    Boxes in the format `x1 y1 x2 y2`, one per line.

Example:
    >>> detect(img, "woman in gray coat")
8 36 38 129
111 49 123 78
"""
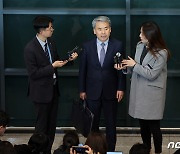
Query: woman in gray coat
115 21 170 154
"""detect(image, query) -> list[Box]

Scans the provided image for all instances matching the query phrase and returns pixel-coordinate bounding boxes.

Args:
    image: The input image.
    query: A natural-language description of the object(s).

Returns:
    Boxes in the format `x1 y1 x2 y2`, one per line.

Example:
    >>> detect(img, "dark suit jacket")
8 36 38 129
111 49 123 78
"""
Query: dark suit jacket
24 37 59 103
79 38 125 100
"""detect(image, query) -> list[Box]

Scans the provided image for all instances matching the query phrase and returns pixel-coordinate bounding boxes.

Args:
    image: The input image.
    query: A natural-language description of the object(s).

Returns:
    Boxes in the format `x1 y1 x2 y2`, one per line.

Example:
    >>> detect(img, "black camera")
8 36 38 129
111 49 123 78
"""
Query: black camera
72 146 88 153
114 52 122 65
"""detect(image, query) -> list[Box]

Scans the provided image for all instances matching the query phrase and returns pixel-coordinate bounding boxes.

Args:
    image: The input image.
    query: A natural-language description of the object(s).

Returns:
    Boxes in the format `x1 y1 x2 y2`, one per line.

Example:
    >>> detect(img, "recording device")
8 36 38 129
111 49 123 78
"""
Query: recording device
62 46 82 61
72 146 88 153
114 52 122 65
68 46 82 58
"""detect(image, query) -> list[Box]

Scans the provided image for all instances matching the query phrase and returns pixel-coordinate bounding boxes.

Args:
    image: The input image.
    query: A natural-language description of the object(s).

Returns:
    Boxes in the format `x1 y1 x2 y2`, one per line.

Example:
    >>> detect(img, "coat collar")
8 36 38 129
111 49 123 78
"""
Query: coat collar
34 37 54 62
135 43 154 66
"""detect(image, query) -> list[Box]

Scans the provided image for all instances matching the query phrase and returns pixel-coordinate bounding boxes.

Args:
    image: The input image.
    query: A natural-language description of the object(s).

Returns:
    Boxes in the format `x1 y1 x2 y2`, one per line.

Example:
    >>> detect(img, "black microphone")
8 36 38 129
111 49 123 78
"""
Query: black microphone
114 52 122 65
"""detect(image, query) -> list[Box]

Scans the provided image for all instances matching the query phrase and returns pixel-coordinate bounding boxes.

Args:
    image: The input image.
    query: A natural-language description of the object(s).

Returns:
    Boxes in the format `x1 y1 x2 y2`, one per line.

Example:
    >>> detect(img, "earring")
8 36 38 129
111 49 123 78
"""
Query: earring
145 41 149 49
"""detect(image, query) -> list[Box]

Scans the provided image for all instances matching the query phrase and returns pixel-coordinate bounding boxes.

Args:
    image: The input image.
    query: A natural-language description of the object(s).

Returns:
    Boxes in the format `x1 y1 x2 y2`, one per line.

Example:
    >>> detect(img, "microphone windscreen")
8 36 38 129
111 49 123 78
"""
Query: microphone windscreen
116 52 121 57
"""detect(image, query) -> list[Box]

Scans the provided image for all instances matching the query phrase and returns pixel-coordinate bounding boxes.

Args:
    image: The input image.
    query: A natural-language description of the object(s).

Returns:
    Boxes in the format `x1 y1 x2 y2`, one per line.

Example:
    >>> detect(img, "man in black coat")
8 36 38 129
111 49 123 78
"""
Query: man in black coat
24 16 77 154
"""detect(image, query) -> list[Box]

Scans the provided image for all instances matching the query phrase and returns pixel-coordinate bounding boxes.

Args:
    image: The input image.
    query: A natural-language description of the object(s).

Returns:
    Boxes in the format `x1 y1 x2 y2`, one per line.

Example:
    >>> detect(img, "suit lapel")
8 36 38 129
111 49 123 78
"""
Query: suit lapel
103 39 113 67
135 43 144 63
34 38 46 57
92 39 101 67
34 38 51 63
142 51 154 66
135 43 154 66
92 38 114 68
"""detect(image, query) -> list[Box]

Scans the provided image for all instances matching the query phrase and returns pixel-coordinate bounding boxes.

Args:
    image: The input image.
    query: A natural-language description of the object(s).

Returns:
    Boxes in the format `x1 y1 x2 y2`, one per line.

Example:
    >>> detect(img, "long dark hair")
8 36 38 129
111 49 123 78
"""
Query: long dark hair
85 132 107 154
141 21 170 59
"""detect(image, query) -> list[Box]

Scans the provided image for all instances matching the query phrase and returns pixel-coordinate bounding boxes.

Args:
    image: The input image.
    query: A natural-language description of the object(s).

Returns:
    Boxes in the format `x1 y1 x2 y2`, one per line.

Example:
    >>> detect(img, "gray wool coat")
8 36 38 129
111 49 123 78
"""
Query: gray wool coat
127 42 168 120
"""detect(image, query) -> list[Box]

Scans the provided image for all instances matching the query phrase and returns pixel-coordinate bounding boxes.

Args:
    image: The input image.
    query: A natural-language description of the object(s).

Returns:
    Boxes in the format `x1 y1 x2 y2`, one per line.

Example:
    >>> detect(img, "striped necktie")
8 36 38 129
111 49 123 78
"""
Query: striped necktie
44 43 50 62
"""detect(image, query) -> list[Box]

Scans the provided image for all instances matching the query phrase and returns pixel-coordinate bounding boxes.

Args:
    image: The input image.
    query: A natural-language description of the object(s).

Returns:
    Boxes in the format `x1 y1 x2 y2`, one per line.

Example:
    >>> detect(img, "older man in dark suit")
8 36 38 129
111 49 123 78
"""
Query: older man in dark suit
79 16 125 151
24 16 77 154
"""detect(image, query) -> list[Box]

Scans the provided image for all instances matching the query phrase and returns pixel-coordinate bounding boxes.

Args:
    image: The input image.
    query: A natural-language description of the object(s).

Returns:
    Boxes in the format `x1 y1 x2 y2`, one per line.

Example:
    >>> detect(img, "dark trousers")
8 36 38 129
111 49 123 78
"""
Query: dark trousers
139 119 162 153
34 87 59 154
87 99 117 152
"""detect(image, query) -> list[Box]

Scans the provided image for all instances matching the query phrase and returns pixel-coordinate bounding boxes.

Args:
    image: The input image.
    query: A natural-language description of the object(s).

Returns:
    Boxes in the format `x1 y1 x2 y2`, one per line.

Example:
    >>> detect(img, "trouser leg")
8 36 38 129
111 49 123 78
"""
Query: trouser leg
103 99 117 152
139 119 151 151
86 99 102 132
149 120 162 153
34 88 59 154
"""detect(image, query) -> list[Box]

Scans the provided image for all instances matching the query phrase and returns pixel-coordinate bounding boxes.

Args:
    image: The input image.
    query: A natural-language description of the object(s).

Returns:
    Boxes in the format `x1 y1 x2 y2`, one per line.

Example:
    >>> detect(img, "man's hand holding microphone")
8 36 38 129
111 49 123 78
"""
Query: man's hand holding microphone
52 46 80 68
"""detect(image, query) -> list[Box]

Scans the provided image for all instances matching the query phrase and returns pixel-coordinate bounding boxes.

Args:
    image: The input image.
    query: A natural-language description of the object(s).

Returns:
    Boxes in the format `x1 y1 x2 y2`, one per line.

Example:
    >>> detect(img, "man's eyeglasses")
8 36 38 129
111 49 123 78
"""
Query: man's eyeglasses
45 26 54 31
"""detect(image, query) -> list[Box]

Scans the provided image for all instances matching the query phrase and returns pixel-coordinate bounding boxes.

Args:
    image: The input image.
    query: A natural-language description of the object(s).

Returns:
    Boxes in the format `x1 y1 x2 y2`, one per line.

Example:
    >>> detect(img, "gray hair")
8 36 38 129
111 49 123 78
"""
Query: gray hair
92 16 111 29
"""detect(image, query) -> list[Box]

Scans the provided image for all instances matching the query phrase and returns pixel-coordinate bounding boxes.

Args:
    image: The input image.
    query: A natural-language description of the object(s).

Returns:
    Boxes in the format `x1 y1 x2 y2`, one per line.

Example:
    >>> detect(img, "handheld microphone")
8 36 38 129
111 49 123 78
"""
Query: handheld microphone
116 52 121 57
114 52 122 65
